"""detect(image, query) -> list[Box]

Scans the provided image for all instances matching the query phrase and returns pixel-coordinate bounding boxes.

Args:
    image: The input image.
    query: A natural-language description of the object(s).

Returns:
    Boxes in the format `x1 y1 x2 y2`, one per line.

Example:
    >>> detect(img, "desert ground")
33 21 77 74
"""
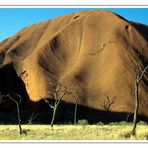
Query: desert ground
0 123 148 140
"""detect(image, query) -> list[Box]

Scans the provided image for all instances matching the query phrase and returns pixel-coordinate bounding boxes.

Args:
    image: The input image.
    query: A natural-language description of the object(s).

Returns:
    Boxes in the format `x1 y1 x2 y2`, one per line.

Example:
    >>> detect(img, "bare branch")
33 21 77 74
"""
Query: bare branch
59 86 68 101
138 65 148 81
56 99 61 107
28 112 38 124
49 104 54 109
48 91 55 95
110 96 116 105
72 92 79 101
56 83 61 93
100 96 116 112
5 94 18 104
44 99 54 109
16 94 22 104
48 78 54 87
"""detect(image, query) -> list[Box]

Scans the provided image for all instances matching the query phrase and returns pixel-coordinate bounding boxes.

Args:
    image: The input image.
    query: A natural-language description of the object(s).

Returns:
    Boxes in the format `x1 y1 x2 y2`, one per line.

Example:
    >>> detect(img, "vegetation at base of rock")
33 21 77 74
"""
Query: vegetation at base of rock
1 124 148 140
77 119 89 125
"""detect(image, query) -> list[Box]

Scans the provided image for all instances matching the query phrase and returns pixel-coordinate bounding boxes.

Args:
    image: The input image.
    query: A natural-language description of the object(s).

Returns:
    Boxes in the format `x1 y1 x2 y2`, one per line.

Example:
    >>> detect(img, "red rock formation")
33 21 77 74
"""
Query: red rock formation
0 10 148 117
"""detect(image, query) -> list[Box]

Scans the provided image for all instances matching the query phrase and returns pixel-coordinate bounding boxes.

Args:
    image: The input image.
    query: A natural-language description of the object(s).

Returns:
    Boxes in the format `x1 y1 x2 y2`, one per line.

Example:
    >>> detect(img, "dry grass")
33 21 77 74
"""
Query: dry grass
0 124 148 140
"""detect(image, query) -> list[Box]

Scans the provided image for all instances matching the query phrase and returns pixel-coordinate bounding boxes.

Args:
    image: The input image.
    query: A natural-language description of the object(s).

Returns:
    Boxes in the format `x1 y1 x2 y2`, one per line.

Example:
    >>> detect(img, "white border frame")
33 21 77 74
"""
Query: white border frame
0 4 148 145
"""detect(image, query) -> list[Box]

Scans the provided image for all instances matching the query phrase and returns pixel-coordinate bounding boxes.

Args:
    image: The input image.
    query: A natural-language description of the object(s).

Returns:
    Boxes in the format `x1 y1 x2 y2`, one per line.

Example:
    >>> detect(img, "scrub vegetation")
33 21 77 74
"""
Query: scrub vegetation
0 122 148 140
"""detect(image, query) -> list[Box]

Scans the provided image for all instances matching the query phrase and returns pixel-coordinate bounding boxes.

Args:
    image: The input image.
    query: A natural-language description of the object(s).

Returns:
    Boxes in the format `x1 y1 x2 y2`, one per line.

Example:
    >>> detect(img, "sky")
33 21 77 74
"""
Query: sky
0 8 148 42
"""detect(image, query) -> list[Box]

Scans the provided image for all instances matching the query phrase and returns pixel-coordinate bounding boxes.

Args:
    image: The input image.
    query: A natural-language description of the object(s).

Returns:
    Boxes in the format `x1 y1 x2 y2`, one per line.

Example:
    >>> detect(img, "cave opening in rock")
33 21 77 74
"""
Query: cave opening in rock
0 64 30 112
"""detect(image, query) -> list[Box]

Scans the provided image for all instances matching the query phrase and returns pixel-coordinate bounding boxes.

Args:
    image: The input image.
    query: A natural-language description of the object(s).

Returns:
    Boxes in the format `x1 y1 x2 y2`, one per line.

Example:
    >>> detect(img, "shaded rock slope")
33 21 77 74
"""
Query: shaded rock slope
0 10 148 118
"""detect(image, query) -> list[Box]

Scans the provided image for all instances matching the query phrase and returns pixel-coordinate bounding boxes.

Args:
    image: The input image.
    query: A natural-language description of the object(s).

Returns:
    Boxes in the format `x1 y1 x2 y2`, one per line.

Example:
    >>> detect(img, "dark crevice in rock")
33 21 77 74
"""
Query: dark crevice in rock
74 15 80 19
0 64 30 111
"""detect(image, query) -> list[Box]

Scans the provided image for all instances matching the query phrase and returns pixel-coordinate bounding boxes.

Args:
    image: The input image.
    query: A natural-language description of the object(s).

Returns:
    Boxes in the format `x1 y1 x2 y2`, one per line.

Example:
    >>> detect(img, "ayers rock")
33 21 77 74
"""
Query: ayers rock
0 10 148 118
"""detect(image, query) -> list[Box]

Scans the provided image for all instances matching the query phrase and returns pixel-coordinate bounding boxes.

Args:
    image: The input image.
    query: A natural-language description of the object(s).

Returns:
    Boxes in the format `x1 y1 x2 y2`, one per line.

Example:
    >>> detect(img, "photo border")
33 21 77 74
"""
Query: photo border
0 4 148 146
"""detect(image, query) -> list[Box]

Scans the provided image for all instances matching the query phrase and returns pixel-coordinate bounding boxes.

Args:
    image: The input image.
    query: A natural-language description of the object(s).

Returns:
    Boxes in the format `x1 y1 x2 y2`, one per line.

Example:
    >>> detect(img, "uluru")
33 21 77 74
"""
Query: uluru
0 10 148 122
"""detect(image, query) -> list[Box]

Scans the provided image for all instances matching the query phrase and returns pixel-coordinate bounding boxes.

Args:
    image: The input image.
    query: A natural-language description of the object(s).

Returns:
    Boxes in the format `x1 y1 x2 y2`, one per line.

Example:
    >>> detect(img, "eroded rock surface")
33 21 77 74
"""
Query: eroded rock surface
0 10 148 117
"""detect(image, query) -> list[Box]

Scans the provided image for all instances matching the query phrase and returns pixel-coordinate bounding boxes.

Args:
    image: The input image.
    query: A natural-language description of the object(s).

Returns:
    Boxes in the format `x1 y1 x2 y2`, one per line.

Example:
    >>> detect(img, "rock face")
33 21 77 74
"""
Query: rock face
0 10 148 117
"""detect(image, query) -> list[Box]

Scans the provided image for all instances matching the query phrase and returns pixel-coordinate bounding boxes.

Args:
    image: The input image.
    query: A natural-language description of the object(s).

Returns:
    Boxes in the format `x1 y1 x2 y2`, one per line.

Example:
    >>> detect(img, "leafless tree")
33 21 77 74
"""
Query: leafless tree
45 79 79 128
68 87 79 125
100 96 116 112
27 112 38 124
73 94 78 125
5 94 23 135
44 81 68 129
131 64 148 136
